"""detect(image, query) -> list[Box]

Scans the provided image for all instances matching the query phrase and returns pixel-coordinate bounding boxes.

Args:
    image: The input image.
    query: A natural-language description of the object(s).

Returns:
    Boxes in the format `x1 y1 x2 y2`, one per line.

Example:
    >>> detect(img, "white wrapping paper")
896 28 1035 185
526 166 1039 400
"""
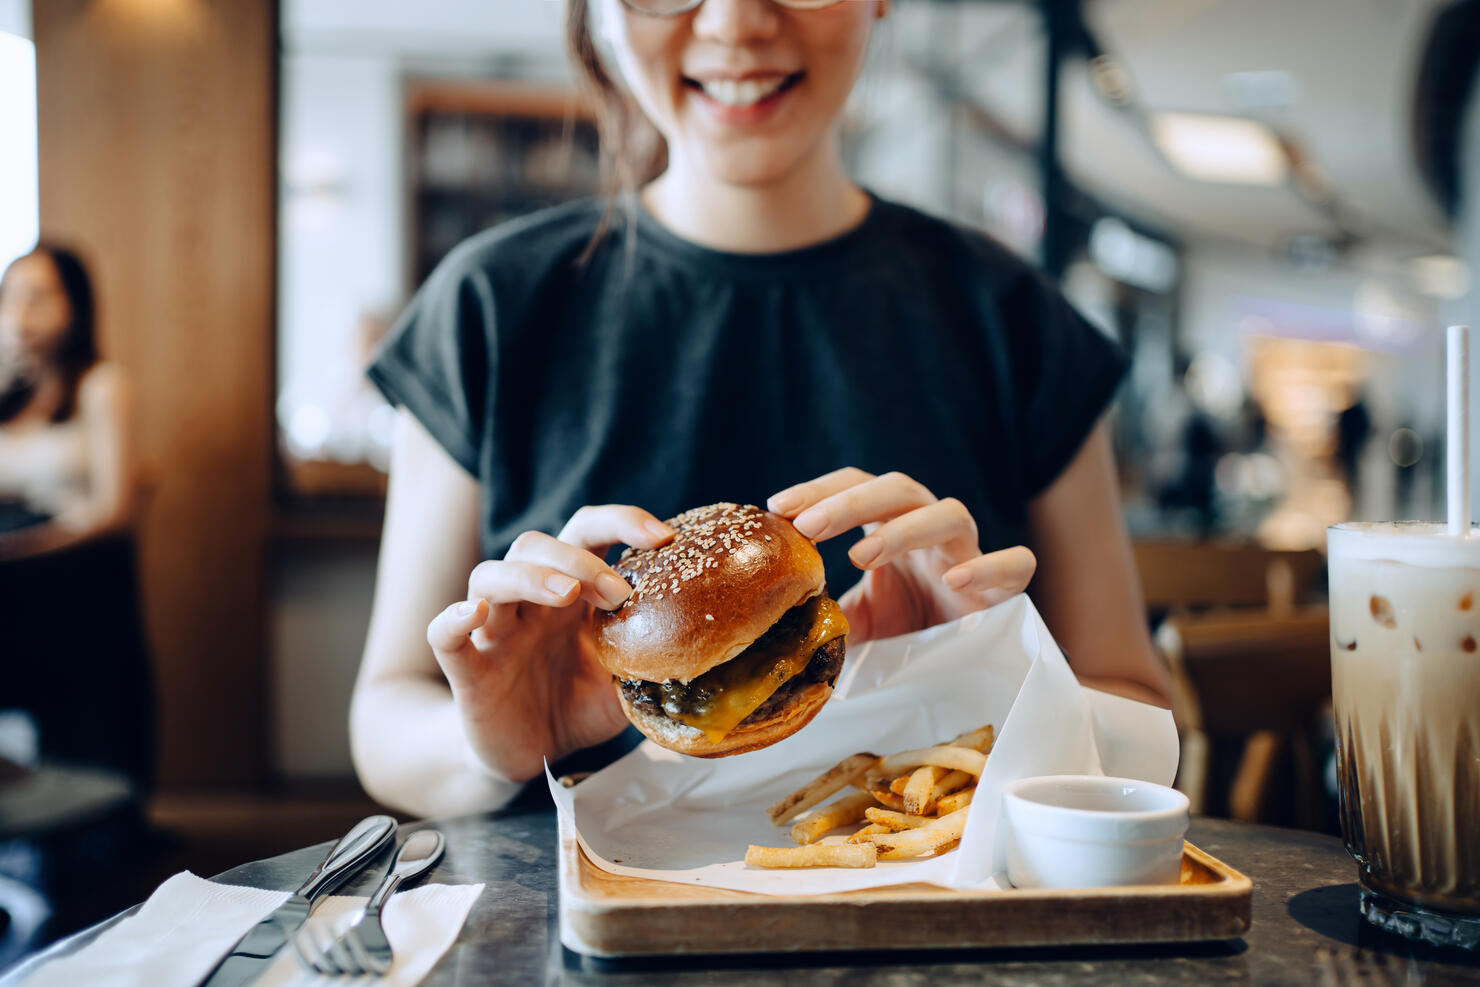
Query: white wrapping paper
547 594 1178 895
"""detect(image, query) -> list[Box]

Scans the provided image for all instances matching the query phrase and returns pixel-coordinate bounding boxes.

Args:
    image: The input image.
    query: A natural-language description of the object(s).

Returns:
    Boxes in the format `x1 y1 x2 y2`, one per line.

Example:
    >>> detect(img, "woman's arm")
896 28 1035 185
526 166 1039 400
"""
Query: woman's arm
1027 420 1172 707
351 410 521 817
0 364 136 560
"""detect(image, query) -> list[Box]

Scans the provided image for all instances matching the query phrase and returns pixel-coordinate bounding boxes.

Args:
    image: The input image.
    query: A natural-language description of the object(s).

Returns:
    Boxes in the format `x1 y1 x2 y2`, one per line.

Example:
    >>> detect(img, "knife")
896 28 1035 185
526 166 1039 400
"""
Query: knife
196 814 397 987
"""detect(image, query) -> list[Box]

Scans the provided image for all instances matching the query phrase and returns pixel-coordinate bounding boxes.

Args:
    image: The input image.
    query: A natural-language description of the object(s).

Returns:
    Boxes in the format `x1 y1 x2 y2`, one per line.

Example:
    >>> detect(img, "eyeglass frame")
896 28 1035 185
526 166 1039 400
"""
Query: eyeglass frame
618 0 846 17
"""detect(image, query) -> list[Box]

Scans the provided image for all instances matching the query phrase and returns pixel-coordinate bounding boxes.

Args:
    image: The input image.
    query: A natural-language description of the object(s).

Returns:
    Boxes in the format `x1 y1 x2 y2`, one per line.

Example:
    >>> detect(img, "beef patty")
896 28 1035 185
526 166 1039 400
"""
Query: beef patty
619 635 846 728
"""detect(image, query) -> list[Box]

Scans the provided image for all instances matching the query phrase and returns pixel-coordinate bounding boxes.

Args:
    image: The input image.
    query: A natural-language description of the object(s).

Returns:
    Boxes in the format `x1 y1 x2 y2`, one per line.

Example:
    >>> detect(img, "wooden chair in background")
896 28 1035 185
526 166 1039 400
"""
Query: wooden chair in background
1135 541 1332 830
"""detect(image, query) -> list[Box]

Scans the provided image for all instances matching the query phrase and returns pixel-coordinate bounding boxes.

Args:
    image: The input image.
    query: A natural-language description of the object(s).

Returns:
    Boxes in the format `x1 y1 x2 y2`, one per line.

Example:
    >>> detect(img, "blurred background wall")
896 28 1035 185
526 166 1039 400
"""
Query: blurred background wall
30 0 276 787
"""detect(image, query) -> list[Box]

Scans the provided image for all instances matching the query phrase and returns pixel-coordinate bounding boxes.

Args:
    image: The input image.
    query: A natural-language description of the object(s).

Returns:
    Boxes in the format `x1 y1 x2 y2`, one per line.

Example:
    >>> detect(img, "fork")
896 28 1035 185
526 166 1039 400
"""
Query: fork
290 828 446 976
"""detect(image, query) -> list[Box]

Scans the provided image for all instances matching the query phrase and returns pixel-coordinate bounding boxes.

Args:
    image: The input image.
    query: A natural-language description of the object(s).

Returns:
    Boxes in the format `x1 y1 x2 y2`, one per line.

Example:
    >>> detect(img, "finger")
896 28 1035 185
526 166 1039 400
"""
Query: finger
467 558 587 610
791 471 936 541
767 467 875 517
505 530 634 610
943 546 1037 603
849 497 979 570
426 598 489 657
557 504 673 554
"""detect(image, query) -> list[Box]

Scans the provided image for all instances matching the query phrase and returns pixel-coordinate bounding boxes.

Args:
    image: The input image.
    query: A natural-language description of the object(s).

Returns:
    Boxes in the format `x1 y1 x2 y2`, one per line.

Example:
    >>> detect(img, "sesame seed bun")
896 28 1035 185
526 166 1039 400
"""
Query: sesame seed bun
593 503 843 758
593 504 826 684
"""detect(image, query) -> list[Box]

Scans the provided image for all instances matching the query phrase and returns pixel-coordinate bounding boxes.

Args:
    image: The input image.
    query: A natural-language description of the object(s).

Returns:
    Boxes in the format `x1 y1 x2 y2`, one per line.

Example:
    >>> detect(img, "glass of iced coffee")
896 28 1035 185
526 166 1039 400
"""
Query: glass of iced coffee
1328 521 1480 948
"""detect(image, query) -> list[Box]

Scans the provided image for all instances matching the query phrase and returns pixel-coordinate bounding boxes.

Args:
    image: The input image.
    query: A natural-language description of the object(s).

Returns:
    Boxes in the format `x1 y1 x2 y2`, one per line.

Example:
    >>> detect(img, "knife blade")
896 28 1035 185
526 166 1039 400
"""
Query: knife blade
196 814 397 987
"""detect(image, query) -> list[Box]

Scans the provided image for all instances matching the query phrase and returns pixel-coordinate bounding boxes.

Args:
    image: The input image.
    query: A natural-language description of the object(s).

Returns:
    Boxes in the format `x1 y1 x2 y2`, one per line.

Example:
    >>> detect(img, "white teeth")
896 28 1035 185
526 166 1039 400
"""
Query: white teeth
699 76 788 107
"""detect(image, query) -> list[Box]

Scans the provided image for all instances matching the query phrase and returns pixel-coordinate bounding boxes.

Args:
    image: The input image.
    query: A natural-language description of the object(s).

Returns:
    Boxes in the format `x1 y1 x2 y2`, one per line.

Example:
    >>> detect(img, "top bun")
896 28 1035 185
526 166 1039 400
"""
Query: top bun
593 503 825 684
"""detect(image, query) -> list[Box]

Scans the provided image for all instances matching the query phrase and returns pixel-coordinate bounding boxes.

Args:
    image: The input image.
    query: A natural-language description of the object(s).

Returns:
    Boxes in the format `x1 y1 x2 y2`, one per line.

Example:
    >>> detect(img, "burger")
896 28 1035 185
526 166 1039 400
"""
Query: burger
593 503 849 757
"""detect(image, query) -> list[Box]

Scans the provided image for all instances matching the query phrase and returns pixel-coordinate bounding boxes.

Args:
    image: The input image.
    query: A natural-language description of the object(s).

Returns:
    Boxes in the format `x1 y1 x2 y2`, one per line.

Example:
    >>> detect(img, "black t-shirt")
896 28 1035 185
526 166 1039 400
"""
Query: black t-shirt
368 193 1127 598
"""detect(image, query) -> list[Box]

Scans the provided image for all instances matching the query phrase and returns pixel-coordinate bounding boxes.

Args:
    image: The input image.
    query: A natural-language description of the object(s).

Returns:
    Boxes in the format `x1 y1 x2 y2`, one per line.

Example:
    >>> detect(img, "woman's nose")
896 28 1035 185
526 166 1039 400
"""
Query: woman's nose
690 0 782 45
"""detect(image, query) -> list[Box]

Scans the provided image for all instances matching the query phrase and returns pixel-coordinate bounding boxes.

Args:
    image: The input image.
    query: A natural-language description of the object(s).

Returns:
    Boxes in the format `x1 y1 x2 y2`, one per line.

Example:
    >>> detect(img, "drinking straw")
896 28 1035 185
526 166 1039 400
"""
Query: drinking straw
1449 324 1471 537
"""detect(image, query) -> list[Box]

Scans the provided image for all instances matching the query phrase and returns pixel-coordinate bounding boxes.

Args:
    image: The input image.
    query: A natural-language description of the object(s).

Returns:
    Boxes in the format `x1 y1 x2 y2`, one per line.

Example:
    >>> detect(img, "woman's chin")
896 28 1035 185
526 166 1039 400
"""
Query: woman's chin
688 142 814 190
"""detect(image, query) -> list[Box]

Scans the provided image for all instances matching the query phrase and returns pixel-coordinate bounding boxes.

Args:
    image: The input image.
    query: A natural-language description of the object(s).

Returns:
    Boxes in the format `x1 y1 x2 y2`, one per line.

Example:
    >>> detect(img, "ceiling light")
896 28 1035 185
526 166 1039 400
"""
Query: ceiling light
1149 112 1288 186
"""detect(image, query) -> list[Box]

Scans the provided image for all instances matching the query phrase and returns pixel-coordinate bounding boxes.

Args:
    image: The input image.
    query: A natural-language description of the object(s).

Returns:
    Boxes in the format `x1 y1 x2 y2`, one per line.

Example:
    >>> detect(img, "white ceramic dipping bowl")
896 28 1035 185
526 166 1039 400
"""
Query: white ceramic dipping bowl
1002 775 1190 890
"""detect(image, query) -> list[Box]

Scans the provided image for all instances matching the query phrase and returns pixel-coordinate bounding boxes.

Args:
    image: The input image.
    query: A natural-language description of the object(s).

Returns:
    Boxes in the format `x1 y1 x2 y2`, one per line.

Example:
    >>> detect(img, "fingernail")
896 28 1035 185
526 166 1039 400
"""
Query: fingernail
850 536 883 568
943 567 971 590
769 490 802 514
546 573 580 597
644 520 673 541
598 572 632 606
792 507 826 538
457 600 478 617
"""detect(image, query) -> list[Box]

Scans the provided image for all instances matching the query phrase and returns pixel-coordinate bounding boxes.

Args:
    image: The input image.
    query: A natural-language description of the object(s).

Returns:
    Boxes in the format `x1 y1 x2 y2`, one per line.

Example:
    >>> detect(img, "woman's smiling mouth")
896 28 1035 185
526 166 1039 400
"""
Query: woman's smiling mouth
683 71 805 116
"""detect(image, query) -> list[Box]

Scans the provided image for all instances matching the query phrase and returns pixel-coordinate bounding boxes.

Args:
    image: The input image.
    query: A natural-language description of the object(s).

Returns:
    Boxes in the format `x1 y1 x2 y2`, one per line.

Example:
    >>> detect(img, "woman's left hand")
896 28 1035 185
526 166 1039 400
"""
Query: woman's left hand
768 468 1036 643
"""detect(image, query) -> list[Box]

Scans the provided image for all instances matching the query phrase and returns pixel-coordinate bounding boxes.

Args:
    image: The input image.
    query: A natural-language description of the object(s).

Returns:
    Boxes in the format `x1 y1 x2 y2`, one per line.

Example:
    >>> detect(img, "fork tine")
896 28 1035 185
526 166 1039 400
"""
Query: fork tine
309 920 345 976
292 921 327 976
326 923 362 976
289 925 319 975
344 928 385 976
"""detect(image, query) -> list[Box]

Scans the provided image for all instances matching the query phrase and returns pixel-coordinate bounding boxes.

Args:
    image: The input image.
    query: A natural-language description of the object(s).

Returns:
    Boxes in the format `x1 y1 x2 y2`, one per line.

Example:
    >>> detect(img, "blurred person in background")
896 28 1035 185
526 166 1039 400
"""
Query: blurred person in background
0 246 132 556
0 244 152 788
1334 390 1371 494
352 0 1173 818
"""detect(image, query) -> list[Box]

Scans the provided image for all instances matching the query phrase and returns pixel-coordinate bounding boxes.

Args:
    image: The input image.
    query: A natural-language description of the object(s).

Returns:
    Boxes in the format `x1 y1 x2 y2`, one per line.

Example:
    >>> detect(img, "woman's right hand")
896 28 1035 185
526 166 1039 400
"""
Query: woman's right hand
423 505 673 784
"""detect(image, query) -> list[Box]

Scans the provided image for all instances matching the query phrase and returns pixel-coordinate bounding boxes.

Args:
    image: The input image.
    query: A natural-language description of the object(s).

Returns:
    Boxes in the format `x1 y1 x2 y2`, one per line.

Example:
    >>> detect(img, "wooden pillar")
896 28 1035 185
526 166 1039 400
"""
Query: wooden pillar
33 0 276 787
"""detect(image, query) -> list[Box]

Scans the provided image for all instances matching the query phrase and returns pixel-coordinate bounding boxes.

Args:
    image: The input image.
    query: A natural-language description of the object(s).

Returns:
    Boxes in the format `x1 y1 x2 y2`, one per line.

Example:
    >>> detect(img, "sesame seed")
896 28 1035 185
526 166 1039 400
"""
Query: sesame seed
606 503 779 606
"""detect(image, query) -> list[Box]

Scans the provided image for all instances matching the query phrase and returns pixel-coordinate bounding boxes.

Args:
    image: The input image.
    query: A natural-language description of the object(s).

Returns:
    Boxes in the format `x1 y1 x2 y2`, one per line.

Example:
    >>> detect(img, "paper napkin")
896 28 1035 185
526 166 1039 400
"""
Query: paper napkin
21 871 483 987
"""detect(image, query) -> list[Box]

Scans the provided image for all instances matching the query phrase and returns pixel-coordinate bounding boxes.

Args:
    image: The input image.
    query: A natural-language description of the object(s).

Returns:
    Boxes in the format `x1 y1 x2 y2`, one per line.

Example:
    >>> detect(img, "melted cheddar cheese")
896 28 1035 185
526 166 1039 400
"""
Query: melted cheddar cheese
659 596 848 744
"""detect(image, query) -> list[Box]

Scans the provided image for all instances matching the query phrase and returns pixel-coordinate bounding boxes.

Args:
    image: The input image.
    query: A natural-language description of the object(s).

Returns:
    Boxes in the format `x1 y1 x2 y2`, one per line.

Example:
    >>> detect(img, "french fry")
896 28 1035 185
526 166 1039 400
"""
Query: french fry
746 843 877 869
929 769 972 801
874 744 986 778
868 789 906 812
902 765 948 815
863 807 969 860
881 768 970 813
948 723 995 753
757 724 992 868
790 790 877 845
869 828 962 861
767 752 879 825
864 807 933 831
935 786 976 815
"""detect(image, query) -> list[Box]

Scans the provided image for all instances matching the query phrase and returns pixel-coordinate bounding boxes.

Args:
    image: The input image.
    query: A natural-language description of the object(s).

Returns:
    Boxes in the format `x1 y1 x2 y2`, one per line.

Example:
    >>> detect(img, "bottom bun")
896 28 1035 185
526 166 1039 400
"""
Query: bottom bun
615 680 834 758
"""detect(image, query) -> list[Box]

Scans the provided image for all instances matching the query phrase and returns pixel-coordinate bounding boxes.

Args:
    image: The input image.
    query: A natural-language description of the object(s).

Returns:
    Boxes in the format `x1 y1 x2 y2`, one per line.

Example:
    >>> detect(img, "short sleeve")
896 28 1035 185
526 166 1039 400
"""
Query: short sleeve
366 259 497 478
1008 272 1129 497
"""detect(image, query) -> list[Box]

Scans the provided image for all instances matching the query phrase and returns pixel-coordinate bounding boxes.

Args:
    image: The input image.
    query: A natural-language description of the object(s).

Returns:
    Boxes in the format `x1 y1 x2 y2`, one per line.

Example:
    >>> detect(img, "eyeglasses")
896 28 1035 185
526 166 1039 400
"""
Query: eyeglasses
620 0 844 16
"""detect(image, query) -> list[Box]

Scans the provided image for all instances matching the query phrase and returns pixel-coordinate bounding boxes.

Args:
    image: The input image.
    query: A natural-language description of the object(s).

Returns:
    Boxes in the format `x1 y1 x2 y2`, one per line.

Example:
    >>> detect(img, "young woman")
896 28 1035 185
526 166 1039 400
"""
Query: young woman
352 0 1171 818
0 245 135 559
0 244 152 786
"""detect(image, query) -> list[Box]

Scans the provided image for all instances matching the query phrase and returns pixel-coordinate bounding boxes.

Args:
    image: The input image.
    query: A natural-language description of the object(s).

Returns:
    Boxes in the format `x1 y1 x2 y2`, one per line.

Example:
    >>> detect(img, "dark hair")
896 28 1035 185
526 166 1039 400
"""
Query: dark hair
0 244 100 424
1413 0 1480 220
564 0 668 256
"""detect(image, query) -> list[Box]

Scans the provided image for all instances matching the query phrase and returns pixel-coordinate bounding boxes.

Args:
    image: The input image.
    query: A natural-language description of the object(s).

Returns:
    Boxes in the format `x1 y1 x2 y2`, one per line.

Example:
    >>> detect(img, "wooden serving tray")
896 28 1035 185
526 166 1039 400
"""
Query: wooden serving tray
557 817 1252 957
